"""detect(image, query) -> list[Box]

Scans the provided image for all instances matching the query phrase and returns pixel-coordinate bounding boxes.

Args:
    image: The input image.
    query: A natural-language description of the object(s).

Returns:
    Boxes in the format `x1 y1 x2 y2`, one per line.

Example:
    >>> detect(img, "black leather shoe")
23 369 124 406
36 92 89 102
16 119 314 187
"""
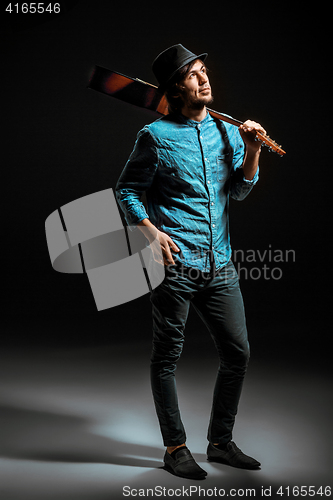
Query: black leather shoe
164 447 207 479
207 442 261 470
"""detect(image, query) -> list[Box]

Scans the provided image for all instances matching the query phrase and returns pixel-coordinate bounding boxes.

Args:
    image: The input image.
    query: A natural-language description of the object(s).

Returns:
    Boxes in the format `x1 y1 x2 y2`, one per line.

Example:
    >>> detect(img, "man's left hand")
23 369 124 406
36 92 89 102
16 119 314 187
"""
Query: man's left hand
239 120 266 153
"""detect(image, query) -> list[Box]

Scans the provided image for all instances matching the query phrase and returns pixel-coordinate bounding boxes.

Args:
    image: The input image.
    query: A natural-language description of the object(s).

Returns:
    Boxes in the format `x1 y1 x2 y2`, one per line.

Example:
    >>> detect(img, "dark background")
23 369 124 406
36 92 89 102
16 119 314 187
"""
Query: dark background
3 1 331 367
2 3 332 499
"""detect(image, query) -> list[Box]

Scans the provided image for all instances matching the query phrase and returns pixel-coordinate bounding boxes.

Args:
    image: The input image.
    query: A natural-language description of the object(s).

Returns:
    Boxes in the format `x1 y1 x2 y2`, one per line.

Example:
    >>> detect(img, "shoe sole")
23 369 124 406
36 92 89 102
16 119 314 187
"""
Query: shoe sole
207 456 261 470
164 462 207 479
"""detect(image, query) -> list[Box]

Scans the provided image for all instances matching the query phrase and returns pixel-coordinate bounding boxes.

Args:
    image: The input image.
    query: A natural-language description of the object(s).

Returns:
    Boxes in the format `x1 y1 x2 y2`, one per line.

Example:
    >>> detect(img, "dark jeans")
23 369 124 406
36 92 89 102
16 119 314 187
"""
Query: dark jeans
150 259 250 447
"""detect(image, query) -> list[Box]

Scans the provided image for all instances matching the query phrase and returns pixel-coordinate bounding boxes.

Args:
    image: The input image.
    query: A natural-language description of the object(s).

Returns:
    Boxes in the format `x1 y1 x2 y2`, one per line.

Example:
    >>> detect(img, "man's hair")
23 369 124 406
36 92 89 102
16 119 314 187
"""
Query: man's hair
164 59 207 114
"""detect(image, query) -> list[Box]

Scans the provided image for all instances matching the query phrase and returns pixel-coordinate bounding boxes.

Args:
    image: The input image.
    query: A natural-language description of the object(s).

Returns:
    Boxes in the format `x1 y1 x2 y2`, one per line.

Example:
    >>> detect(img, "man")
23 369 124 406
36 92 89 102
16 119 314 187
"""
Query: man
116 44 265 479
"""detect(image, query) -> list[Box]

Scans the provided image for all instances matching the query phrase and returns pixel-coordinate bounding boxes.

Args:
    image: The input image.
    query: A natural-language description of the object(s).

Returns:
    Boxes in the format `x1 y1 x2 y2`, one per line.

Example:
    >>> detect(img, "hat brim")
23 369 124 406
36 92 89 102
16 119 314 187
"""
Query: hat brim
158 52 208 91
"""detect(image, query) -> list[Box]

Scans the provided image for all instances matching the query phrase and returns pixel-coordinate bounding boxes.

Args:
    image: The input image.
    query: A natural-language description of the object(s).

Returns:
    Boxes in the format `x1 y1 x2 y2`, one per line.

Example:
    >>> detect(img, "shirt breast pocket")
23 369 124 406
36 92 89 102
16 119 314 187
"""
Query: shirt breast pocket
217 155 228 182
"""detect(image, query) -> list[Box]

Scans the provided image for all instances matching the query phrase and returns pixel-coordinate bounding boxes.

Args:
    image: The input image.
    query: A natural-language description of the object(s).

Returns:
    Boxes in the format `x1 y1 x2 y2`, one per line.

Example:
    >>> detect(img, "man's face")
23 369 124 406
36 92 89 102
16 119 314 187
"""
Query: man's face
180 60 213 110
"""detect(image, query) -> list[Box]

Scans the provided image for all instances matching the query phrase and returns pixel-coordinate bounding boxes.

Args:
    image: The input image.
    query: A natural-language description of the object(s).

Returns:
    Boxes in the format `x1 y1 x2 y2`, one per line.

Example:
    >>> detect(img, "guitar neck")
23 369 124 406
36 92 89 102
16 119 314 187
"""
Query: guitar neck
208 108 286 156
207 108 243 126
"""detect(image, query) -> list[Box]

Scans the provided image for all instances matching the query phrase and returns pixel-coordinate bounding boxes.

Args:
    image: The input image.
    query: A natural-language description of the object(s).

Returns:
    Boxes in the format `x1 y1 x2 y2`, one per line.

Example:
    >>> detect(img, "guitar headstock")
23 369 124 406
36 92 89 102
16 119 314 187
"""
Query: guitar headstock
256 131 286 156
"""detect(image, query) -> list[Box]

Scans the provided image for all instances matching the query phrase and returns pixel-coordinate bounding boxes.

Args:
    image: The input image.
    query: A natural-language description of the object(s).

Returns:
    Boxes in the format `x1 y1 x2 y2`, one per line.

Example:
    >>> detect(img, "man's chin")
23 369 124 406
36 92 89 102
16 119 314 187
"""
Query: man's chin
203 94 213 107
190 94 214 110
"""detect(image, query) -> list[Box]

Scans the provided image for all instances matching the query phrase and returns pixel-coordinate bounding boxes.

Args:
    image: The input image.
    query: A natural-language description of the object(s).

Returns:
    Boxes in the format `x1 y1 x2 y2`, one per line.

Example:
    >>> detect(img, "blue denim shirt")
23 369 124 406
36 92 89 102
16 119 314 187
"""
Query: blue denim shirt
116 112 259 272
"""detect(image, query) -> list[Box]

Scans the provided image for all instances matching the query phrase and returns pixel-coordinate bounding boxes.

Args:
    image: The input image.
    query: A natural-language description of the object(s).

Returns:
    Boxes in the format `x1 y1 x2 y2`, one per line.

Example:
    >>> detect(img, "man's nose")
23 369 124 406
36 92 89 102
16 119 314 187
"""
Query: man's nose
199 73 208 85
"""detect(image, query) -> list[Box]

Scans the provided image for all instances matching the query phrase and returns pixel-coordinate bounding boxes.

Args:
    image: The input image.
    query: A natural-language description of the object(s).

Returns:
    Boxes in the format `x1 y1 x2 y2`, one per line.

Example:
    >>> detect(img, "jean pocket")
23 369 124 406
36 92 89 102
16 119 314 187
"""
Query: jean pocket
217 260 239 287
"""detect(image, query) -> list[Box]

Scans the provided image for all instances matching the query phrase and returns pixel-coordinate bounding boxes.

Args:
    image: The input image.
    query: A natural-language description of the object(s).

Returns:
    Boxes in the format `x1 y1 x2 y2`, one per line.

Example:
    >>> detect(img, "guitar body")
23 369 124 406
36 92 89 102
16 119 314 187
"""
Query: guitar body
88 66 169 115
88 66 286 156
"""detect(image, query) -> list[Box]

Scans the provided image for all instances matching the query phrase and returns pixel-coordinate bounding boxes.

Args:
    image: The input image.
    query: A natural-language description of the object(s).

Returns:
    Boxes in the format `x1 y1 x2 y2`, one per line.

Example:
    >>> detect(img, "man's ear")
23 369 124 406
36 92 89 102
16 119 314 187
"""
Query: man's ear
172 84 185 98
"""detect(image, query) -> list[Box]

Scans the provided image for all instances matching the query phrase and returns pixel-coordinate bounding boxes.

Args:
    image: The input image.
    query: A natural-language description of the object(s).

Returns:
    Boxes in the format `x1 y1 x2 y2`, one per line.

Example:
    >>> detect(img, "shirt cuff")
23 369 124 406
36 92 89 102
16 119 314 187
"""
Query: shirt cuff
124 204 149 227
242 166 259 185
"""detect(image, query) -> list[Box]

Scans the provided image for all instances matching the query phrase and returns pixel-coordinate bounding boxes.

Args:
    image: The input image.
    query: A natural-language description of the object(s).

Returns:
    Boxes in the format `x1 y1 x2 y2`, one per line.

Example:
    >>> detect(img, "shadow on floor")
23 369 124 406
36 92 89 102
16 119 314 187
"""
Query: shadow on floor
0 404 163 469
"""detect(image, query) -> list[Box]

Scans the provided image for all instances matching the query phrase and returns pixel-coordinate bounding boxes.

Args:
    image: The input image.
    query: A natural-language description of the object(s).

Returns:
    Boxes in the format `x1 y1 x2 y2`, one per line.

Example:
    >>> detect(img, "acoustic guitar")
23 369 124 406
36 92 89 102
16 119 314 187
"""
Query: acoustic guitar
88 66 286 157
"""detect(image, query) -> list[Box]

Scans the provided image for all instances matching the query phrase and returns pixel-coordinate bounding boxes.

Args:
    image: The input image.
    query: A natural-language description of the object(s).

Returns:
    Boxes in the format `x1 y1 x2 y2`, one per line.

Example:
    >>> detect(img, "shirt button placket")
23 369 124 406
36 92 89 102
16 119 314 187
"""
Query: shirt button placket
197 122 216 270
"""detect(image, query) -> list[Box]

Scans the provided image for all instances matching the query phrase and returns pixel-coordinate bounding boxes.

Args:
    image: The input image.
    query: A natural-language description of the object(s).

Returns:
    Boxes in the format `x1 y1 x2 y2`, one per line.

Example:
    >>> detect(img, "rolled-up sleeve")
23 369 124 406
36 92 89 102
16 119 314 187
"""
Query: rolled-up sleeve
228 127 259 201
115 127 159 226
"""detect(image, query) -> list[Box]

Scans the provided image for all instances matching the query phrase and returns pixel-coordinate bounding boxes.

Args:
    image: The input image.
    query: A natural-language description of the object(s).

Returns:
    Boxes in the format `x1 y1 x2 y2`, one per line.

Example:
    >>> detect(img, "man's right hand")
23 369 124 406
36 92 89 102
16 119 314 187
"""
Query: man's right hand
137 218 180 266
155 229 180 266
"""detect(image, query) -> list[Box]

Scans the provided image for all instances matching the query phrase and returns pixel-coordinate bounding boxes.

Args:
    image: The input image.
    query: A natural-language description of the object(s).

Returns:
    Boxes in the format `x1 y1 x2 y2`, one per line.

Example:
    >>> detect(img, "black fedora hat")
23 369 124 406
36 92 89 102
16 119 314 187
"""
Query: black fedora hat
152 44 208 89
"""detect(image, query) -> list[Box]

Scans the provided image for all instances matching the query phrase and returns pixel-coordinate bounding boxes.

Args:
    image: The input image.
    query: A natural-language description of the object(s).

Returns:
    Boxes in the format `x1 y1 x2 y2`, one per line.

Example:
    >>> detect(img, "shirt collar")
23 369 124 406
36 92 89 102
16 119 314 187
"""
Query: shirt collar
176 110 212 128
